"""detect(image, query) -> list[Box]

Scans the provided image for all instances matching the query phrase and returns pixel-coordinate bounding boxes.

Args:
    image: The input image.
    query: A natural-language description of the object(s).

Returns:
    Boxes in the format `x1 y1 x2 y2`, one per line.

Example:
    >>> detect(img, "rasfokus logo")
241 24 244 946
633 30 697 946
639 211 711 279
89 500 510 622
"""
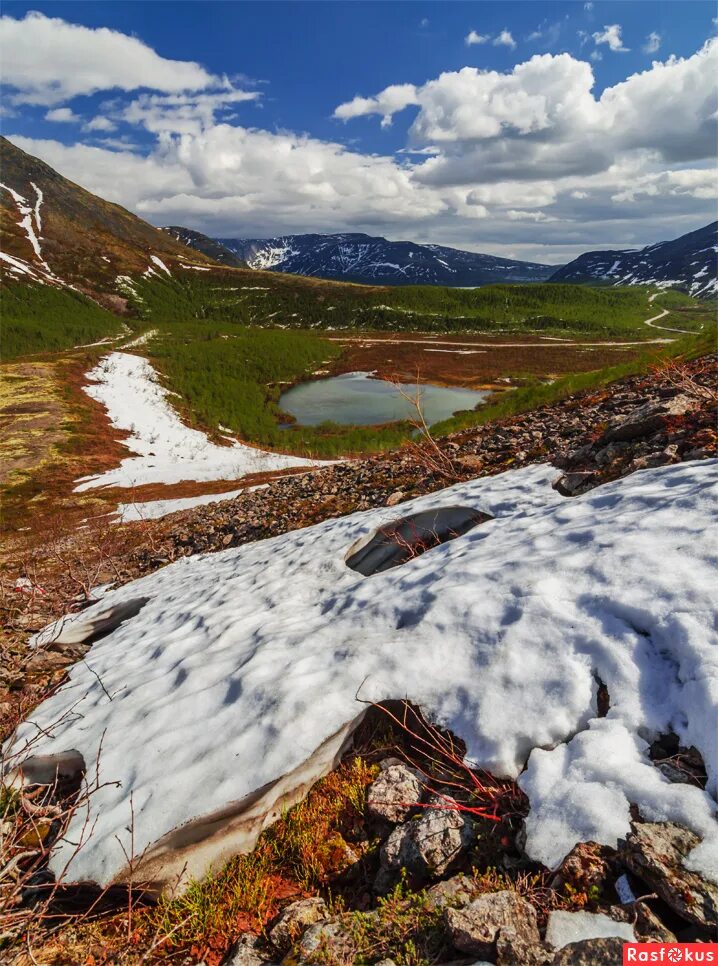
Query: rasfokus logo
624 944 718 964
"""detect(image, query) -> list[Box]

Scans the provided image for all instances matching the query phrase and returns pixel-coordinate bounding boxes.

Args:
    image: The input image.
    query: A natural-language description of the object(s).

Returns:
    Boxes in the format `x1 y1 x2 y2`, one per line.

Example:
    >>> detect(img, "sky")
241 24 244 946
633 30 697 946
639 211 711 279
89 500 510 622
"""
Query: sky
1 1 716 263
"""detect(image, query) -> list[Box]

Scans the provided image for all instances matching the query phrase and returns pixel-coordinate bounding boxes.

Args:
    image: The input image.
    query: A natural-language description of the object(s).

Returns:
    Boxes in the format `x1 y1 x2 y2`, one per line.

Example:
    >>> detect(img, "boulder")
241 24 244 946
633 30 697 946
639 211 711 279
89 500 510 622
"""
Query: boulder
551 937 626 964
444 890 549 963
601 395 693 443
620 822 718 929
367 760 423 824
270 897 328 952
378 795 474 887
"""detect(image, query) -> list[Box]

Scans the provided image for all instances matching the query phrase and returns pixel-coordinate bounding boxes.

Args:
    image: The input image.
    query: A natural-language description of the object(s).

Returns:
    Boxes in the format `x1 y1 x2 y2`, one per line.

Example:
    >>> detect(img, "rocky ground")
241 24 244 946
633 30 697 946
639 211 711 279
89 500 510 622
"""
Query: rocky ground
1 353 716 965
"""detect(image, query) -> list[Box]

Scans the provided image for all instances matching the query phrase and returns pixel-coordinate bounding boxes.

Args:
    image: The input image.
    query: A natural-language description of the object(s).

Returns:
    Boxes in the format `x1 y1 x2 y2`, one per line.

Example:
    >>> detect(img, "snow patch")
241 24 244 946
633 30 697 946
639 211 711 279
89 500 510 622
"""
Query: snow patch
12 461 718 890
74 352 329 490
545 910 635 948
117 488 246 522
150 255 171 276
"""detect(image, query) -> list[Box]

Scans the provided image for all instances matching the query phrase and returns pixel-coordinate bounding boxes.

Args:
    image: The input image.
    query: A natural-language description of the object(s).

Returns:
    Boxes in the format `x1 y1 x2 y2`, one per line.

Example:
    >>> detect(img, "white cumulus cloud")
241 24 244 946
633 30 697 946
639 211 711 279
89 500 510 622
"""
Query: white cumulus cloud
465 30 489 46
0 11 222 105
493 30 517 50
592 24 630 52
44 107 80 123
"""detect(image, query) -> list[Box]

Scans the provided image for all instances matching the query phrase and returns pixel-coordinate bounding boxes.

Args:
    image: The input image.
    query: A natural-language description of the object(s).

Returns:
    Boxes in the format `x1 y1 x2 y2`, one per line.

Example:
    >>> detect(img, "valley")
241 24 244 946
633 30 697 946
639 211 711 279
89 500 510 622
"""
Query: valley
1 132 717 966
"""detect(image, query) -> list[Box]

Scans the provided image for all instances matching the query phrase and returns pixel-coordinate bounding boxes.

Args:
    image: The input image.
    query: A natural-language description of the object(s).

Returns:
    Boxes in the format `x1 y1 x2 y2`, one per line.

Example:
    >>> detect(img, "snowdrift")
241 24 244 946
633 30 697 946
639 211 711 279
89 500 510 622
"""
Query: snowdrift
10 461 718 893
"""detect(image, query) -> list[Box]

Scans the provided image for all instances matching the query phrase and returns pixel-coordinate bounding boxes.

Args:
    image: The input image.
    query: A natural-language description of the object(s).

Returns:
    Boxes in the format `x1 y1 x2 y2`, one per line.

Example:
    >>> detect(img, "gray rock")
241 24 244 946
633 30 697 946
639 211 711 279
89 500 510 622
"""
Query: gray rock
426 873 475 910
621 822 718 929
270 897 328 952
224 934 278 965
633 903 677 943
367 760 423 824
552 471 596 497
593 442 629 467
293 918 354 963
378 795 474 886
444 890 548 964
602 395 693 443
550 937 626 964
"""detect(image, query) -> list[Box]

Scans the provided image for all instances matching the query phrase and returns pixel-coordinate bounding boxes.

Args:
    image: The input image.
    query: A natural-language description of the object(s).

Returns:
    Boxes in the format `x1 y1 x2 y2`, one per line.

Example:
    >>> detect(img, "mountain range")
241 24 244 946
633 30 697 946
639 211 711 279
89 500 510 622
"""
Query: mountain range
1 136 716 305
164 229 557 286
552 221 718 298
163 224 718 297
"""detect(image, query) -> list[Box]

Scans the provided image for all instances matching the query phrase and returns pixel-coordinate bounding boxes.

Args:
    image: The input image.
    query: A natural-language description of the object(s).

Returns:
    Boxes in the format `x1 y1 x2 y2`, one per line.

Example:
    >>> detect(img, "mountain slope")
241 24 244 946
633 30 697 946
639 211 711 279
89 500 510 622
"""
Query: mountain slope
162 226 245 268
0 137 215 301
550 222 718 298
206 231 557 286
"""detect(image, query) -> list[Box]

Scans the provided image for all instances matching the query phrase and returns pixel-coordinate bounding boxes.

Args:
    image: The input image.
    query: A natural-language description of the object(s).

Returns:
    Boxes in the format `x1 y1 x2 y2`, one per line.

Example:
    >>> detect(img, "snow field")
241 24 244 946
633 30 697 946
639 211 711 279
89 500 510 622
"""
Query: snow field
75 352 330 490
11 459 718 890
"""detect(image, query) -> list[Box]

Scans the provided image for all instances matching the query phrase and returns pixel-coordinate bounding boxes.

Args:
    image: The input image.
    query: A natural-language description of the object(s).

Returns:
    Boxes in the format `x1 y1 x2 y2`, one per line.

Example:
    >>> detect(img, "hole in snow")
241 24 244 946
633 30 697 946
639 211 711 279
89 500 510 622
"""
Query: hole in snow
648 733 707 789
595 677 610 718
345 506 492 576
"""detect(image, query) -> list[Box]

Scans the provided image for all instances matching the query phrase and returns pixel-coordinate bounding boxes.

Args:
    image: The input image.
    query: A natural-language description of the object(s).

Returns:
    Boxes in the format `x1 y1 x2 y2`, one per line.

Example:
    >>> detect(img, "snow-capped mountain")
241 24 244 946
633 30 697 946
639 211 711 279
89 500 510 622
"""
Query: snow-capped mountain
550 221 718 298
210 232 557 286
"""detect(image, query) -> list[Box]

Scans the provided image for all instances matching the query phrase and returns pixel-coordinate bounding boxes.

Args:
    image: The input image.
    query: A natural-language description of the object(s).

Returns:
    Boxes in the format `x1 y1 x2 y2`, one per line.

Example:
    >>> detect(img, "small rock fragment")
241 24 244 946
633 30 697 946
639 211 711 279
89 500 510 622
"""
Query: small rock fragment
621 822 718 929
270 897 328 952
378 795 474 887
551 937 626 965
225 934 278 965
367 760 423 824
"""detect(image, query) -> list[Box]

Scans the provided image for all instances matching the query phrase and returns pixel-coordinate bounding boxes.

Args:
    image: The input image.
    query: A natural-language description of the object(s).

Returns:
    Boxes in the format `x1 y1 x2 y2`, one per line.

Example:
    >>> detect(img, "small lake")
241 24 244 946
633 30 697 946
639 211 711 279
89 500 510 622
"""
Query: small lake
279 371 489 427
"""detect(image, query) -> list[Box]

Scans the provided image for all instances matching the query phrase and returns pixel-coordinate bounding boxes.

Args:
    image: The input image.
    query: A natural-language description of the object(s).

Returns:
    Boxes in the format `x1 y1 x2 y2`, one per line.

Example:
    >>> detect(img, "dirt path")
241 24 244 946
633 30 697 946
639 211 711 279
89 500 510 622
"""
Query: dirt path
643 306 692 335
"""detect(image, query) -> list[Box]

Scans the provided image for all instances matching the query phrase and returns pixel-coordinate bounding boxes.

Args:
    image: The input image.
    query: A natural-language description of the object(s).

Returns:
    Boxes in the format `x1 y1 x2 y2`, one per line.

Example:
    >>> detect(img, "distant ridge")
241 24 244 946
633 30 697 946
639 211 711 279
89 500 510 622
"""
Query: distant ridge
550 222 718 298
176 230 558 286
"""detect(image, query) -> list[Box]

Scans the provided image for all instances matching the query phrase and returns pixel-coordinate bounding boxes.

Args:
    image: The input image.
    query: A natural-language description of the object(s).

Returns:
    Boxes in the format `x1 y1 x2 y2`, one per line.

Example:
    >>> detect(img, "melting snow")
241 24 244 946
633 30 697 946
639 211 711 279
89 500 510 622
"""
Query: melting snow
149 255 171 276
117 488 246 522
12 460 718 889
74 352 329 490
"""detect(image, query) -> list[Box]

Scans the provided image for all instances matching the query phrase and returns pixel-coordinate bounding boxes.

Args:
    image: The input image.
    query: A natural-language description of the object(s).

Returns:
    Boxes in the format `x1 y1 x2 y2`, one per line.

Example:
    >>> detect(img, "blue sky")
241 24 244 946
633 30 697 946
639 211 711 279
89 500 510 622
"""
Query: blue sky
2 1 716 261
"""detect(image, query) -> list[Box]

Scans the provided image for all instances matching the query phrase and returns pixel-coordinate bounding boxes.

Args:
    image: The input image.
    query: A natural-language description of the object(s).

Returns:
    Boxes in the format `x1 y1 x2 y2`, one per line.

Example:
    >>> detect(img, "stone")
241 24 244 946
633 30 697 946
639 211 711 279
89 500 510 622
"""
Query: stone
444 890 548 963
224 934 278 965
425 873 475 910
632 903 677 943
456 455 484 472
378 795 474 886
601 395 693 443
620 822 718 929
552 471 596 496
367 760 423 824
292 918 354 964
551 937 626 964
270 897 328 952
550 842 611 897
386 490 405 507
